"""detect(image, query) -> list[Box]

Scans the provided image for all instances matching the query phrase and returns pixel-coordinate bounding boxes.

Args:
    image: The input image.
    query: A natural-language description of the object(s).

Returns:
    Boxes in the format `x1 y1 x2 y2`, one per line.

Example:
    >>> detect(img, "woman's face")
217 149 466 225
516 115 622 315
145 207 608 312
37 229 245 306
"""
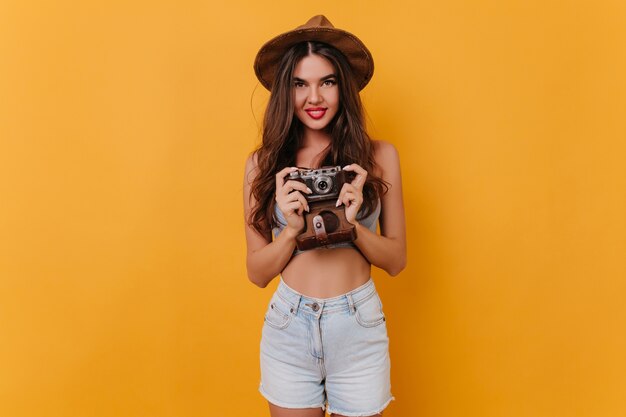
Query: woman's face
292 53 340 134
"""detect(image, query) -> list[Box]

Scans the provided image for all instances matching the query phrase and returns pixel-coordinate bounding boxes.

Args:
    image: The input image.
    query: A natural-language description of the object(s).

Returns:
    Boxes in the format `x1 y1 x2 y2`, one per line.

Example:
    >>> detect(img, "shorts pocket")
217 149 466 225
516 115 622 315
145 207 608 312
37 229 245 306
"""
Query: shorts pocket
264 295 293 330
355 292 386 328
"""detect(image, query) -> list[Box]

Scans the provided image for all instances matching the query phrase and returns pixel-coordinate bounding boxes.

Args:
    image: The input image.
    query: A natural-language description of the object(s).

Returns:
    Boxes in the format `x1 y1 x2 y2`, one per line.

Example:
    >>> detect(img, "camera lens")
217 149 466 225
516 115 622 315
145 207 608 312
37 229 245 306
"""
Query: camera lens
313 175 333 194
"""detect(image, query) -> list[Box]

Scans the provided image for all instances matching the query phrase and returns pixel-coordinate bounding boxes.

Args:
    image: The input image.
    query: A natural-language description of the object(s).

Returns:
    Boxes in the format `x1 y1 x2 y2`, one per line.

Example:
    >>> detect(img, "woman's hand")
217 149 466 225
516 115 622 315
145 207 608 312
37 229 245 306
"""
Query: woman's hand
336 163 368 225
275 167 312 234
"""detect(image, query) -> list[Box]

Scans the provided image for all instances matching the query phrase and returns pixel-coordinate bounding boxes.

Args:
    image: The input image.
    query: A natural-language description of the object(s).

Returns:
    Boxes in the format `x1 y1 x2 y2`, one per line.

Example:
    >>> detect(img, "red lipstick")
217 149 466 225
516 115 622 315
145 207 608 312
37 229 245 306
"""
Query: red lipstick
305 107 327 120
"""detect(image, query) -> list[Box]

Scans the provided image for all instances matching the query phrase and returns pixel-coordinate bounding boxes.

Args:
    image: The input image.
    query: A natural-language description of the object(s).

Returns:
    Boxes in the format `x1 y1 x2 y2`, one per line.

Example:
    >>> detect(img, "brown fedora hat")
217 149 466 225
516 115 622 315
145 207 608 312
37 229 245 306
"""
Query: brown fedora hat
254 15 374 91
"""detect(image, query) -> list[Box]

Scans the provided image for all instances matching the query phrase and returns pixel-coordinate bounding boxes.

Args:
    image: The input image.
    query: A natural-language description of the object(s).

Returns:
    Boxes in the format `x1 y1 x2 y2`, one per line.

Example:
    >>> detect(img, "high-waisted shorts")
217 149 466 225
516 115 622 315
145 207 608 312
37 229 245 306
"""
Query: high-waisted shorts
259 277 394 416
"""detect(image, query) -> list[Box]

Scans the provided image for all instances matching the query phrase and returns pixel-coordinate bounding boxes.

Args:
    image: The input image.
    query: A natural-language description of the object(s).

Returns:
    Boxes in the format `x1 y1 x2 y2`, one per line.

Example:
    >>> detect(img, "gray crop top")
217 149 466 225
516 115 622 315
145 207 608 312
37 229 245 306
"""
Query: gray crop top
272 199 381 256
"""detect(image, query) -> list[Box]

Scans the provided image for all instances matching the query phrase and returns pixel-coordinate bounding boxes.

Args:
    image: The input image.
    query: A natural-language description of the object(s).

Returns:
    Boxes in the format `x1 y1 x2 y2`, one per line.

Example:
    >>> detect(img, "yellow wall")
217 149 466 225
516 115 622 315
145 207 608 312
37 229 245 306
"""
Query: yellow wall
1 1 624 416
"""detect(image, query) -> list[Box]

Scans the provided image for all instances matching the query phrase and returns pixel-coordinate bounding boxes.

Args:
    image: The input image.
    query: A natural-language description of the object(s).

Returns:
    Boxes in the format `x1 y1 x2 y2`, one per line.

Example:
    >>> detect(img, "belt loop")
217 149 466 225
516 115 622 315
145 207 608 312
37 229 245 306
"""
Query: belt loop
346 293 356 315
291 294 302 315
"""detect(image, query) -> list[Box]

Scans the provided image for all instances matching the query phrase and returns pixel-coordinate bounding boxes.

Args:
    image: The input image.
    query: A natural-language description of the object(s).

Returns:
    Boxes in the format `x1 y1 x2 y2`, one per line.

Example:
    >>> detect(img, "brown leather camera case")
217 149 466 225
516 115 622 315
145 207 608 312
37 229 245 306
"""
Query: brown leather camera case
295 200 357 251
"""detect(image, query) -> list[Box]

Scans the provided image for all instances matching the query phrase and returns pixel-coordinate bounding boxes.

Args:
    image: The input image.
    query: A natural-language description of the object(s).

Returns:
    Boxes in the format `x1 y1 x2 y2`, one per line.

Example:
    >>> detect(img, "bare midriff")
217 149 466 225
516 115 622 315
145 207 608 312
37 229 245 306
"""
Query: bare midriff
280 247 371 298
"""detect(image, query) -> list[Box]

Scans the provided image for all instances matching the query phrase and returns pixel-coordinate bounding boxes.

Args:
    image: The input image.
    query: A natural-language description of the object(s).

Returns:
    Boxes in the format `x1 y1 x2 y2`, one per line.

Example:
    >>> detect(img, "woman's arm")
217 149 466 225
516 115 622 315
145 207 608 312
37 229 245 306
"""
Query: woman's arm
339 141 407 276
243 155 309 287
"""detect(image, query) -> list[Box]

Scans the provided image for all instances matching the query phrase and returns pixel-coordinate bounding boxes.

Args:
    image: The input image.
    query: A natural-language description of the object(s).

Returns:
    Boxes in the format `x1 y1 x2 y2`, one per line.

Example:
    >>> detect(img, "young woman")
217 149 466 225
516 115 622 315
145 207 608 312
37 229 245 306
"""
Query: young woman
243 15 406 417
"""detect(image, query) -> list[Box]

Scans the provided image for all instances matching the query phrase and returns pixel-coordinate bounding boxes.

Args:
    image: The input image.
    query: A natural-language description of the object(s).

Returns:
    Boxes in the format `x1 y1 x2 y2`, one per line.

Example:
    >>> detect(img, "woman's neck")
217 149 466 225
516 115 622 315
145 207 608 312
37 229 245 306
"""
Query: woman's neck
301 128 331 150
297 129 332 168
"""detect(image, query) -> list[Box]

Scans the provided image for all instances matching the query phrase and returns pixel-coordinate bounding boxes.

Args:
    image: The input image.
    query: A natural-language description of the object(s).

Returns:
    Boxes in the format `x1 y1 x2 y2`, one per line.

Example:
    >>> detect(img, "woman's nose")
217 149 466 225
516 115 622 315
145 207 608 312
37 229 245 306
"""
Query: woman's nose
308 87 322 104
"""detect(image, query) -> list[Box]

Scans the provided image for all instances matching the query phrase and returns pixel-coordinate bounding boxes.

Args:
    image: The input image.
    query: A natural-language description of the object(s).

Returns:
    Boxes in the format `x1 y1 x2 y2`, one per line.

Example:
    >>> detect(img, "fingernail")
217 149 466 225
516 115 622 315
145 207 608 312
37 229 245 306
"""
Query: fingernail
306 187 312 194
305 205 310 212
336 199 341 207
343 165 350 169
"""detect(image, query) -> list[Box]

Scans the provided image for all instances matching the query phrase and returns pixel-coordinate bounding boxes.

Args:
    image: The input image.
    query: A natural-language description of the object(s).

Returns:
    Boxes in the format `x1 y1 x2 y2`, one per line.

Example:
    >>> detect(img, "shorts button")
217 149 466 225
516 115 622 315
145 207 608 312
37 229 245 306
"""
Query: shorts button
311 303 319 312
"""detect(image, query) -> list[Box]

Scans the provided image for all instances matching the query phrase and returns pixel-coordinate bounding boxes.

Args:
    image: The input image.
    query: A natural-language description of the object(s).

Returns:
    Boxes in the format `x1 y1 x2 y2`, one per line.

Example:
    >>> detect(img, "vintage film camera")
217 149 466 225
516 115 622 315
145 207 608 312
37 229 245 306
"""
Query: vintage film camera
288 166 357 251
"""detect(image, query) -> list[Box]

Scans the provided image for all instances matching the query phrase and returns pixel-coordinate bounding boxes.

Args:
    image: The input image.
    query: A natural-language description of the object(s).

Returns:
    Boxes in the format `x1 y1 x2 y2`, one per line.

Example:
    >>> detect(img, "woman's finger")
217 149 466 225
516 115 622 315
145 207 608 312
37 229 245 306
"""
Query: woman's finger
337 191 359 208
279 190 309 212
343 163 367 175
343 164 368 190
288 192 309 212
282 180 312 196
283 201 305 216
335 183 352 205
275 167 299 191
342 191 359 207
336 183 360 207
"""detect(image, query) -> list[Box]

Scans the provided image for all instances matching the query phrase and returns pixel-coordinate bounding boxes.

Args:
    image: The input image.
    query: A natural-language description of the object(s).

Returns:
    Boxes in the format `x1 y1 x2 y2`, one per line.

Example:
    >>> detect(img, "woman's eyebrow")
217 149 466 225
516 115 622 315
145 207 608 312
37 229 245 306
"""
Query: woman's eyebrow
292 74 337 82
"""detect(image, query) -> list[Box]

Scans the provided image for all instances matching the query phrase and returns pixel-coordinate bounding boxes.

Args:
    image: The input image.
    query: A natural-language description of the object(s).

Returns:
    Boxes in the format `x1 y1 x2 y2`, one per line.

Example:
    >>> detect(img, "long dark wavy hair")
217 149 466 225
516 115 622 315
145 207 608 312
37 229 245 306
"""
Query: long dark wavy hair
248 41 388 235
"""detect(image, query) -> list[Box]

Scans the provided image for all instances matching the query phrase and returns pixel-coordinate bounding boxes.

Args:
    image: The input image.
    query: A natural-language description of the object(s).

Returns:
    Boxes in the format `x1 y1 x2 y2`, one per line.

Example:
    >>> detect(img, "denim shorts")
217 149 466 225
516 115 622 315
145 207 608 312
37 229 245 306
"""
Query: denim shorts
259 277 394 416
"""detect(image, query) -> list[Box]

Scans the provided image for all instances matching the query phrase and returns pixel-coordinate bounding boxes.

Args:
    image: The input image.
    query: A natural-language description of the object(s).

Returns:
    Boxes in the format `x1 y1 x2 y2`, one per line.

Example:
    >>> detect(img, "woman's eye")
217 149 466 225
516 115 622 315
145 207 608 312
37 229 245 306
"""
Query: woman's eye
323 80 336 86
294 82 305 88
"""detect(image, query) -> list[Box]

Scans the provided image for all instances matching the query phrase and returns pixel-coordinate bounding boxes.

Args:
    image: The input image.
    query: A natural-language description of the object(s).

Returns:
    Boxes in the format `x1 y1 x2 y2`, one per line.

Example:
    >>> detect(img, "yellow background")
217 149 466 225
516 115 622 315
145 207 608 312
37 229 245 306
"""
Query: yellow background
1 0 625 416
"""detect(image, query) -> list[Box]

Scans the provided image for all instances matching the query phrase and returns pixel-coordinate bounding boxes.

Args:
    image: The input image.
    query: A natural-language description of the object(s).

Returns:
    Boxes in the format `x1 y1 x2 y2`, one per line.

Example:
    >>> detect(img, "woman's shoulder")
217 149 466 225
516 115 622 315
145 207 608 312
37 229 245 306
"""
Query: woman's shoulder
245 150 259 169
372 139 398 154
244 151 260 183
371 140 400 172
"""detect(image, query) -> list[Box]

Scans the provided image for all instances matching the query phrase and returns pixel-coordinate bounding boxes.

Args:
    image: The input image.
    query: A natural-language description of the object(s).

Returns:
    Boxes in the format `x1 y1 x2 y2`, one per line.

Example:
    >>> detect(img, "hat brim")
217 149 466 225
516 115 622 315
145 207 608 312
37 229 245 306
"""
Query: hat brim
254 27 374 91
